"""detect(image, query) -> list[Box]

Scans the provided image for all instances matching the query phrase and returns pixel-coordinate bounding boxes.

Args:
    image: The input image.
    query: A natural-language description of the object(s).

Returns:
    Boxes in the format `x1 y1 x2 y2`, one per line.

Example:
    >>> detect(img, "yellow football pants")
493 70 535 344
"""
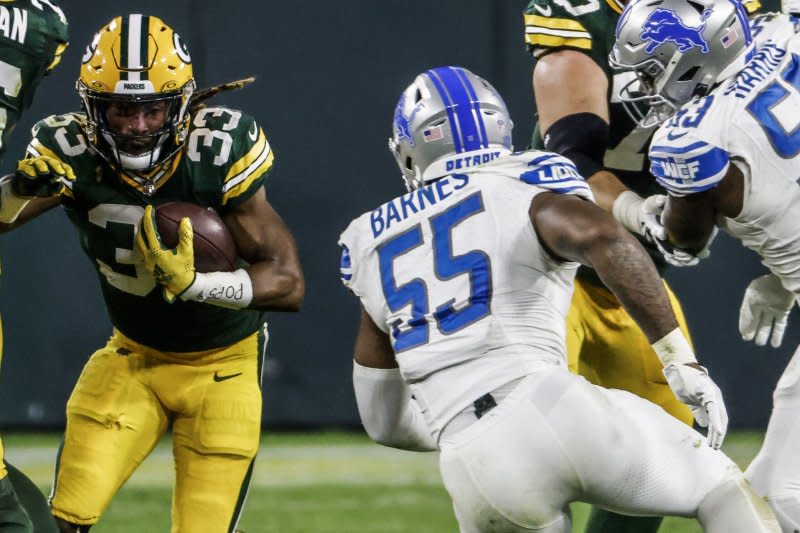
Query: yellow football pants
566 277 694 426
51 326 266 532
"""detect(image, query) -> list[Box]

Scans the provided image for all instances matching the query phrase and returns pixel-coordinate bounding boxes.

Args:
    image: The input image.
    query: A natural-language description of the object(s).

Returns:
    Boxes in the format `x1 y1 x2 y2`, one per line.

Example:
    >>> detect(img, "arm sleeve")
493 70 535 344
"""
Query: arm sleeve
649 133 730 197
352 361 437 452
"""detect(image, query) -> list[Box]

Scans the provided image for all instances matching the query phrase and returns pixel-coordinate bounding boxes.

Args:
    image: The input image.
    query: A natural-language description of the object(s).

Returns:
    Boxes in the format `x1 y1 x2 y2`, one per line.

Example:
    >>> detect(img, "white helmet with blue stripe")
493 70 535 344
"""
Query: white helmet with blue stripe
388 66 513 190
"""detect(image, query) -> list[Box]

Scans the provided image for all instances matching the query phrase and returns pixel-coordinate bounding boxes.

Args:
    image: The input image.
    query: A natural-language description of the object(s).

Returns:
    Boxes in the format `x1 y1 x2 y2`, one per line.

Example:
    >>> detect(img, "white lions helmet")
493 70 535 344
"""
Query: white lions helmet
388 67 513 191
610 0 753 127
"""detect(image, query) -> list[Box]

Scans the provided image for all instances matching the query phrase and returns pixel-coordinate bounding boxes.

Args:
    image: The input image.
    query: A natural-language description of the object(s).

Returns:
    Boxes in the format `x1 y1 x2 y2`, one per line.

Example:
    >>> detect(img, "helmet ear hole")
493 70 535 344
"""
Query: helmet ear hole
404 156 413 171
414 89 423 103
679 66 700 81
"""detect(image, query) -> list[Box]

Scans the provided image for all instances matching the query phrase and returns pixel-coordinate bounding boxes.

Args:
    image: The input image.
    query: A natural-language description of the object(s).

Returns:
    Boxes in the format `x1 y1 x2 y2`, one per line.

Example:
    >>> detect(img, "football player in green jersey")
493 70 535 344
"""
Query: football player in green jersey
0 14 304 533
0 1 67 532
520 0 767 531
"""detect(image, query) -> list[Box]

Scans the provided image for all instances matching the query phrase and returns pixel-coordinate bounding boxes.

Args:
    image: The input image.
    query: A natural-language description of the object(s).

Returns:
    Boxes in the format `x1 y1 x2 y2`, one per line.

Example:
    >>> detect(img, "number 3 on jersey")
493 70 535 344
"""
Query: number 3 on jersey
378 192 492 352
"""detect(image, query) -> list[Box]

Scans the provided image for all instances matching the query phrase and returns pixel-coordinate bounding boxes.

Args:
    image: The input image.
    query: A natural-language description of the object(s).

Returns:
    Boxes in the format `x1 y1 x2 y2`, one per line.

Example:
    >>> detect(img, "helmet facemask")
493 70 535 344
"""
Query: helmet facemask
78 81 195 174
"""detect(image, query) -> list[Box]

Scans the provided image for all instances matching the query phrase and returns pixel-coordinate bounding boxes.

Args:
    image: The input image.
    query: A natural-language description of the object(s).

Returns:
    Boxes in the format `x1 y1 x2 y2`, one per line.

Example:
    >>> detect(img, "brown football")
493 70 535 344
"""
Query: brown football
154 202 237 272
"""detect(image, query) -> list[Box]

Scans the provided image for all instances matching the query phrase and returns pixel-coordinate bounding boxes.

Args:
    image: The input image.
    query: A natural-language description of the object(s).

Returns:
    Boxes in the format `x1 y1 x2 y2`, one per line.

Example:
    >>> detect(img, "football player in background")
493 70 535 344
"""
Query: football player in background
0 0 67 531
340 65 778 533
521 0 755 529
612 1 800 530
0 14 304 533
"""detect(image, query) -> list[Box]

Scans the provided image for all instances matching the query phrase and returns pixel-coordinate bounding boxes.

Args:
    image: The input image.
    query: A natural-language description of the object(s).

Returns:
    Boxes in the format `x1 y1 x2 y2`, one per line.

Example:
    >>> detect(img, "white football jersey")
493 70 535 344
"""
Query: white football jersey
339 151 592 439
650 16 800 294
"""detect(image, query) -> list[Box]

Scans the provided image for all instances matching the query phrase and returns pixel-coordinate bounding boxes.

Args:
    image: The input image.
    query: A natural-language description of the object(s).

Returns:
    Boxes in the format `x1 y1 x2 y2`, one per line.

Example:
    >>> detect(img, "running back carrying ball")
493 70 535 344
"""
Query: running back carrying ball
155 202 237 272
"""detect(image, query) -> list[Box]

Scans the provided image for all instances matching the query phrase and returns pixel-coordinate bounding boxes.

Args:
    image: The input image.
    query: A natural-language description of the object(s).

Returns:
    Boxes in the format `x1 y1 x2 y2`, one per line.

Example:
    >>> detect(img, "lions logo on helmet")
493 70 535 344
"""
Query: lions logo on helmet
610 0 753 127
388 66 513 191
77 14 196 191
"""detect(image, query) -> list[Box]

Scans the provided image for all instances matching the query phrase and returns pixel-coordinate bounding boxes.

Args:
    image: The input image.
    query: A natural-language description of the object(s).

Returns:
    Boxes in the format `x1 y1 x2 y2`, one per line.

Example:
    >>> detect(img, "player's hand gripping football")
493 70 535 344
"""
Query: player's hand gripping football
739 273 795 348
136 205 196 303
13 155 75 197
663 363 728 449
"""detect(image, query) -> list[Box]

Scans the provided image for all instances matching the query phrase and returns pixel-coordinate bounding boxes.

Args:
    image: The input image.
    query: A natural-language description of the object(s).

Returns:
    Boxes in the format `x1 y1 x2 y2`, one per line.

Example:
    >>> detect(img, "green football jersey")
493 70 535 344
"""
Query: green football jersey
0 0 67 158
26 106 272 352
523 0 666 198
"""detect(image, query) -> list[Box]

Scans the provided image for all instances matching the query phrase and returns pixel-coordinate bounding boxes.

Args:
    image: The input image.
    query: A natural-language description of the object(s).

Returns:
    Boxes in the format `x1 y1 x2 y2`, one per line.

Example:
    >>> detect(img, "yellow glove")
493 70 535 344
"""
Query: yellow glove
13 155 75 197
136 205 196 303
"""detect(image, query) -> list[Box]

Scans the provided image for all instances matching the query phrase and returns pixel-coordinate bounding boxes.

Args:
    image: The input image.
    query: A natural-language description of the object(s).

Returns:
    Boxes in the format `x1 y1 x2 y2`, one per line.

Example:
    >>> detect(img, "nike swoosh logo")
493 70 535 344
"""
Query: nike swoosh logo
214 371 243 382
666 131 688 141
533 4 552 16
248 122 258 142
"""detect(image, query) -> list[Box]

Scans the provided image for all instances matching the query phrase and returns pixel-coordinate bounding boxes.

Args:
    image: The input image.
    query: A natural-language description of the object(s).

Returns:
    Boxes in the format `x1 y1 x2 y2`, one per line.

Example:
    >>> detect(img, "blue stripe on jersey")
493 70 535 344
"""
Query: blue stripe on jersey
340 245 353 283
650 144 729 192
454 68 489 148
426 67 483 152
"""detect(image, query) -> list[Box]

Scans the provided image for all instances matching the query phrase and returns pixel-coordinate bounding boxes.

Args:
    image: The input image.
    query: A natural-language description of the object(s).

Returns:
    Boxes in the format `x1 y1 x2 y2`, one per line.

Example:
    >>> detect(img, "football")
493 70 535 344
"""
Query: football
154 202 238 272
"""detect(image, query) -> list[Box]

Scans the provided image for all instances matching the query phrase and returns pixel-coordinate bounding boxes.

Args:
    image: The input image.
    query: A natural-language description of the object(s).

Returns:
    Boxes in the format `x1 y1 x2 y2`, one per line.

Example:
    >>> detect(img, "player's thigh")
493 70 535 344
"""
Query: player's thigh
569 280 693 425
439 376 584 531
169 338 263 532
553 373 738 516
52 342 168 525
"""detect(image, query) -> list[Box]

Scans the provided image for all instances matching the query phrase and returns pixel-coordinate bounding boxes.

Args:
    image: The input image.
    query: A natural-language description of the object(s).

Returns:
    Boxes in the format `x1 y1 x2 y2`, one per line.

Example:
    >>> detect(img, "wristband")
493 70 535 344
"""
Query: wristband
652 327 697 367
0 175 31 223
181 268 253 309
611 190 644 234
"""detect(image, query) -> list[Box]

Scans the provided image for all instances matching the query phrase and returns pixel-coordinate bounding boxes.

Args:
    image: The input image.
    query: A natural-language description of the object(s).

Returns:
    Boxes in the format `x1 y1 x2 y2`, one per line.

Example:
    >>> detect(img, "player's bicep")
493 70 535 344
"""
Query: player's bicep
533 50 610 132
530 191 624 265
222 187 298 267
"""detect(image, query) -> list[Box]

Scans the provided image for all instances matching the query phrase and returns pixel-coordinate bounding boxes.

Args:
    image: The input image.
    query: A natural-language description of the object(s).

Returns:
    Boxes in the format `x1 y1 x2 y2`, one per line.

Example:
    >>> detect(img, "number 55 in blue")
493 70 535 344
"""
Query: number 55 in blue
378 192 492 352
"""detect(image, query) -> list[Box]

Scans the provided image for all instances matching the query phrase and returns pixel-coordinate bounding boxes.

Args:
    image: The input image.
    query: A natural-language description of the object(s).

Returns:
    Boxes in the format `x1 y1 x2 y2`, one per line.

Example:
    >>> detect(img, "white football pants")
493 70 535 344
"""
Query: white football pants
439 367 777 533
746 343 800 533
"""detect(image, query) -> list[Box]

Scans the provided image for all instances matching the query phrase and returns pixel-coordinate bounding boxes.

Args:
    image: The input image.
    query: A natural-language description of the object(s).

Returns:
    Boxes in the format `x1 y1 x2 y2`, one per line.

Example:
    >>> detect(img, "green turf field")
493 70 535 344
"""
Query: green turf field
2 431 766 532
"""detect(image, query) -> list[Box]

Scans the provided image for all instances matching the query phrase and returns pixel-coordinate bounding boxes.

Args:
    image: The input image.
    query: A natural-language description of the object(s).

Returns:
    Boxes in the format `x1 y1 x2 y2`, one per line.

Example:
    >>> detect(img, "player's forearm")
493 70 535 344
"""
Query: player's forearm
587 228 679 342
247 260 305 311
353 361 437 452
587 170 629 213
663 194 716 253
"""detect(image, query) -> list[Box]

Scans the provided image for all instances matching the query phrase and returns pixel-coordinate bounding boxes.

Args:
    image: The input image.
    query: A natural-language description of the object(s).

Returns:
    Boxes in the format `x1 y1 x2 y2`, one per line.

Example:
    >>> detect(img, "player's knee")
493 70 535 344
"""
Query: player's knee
55 517 91 533
193 395 261 457
698 475 780 532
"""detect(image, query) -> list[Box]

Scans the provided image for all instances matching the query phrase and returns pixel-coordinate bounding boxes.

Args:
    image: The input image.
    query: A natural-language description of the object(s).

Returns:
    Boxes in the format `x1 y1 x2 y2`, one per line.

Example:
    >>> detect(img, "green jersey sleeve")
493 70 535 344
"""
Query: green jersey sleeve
523 0 621 74
185 106 274 211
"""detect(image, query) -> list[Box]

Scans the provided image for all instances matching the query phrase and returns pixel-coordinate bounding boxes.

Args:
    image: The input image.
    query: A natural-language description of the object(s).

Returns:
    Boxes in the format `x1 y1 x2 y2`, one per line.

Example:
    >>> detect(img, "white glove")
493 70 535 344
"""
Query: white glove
663 363 728 449
739 273 795 348
639 194 668 241
647 225 718 268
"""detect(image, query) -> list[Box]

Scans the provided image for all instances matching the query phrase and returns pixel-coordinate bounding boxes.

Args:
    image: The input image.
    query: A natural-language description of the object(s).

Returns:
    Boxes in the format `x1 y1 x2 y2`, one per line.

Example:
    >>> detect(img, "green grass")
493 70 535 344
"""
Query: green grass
1 431 765 532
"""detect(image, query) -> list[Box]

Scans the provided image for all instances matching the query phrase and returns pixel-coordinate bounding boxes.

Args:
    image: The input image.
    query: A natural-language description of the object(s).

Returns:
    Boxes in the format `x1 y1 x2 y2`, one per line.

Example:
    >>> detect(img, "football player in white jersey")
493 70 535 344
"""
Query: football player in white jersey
338 66 778 533
612 1 800 531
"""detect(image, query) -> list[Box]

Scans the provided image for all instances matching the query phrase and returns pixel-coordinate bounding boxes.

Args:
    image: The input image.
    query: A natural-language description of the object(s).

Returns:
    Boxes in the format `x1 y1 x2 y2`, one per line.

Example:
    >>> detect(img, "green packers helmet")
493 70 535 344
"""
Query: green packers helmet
77 14 195 176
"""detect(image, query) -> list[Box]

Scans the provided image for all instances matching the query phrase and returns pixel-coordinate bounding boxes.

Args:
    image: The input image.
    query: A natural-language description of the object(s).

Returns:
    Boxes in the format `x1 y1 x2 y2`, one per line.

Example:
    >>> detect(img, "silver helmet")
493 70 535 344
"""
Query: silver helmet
388 66 513 190
610 0 753 127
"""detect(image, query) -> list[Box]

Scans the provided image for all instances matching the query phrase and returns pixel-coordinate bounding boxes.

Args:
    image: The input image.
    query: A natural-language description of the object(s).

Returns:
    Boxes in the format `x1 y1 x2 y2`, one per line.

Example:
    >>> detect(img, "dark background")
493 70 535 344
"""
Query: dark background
0 0 790 430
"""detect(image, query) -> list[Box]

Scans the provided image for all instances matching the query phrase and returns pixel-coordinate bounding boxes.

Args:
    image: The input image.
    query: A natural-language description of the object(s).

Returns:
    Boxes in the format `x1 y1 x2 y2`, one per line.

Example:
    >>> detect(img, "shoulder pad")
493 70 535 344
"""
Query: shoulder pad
187 106 274 206
510 151 593 199
649 131 730 196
